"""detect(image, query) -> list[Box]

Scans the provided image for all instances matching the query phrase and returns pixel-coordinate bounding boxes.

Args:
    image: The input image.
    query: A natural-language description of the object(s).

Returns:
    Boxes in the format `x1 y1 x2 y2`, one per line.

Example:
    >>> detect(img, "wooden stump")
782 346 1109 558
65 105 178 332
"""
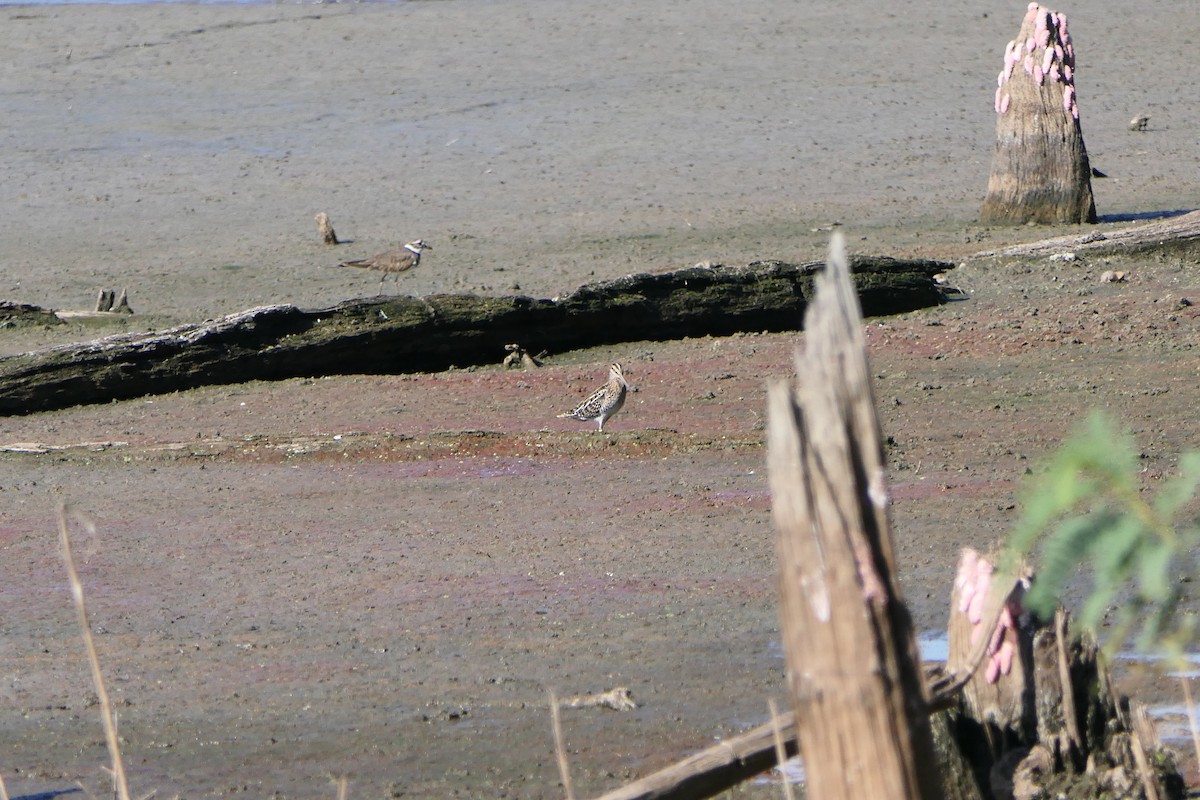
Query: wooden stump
934 550 1186 800
980 4 1097 225
767 232 941 800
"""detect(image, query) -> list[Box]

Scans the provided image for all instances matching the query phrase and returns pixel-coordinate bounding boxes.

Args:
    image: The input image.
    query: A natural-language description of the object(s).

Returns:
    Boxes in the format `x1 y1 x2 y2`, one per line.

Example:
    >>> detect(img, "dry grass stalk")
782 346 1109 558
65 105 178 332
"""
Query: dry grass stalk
0 770 9 800
548 690 575 800
1182 678 1200 785
57 504 132 800
332 775 348 800
767 699 796 800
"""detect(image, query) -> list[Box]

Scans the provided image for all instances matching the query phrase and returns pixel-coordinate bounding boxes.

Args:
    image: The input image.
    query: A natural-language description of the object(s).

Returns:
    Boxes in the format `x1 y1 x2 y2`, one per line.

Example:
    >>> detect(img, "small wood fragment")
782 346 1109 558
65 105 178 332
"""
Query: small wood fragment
315 211 339 245
503 343 546 369
559 687 637 712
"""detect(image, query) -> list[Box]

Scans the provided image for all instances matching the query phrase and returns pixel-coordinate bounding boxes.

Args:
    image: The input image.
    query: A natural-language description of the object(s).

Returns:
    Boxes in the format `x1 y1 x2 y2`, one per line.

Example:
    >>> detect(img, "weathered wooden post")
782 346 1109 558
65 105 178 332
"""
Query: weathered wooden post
767 232 941 800
980 3 1097 225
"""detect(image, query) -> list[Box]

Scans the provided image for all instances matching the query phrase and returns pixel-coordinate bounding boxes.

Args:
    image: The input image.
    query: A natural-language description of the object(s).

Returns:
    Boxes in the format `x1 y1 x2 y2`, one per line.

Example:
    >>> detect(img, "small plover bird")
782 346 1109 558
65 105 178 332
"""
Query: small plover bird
1129 114 1150 132
557 363 628 433
338 240 432 293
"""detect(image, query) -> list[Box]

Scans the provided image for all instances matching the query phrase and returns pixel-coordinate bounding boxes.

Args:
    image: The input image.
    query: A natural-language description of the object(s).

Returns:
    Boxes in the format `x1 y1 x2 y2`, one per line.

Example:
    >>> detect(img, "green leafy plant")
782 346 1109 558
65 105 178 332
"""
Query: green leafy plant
1008 412 1200 660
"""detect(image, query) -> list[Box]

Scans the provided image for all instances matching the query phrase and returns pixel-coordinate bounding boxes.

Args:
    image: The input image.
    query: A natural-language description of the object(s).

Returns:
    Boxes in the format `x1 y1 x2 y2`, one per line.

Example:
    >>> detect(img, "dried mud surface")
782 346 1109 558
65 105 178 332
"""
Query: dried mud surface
1 1 1199 798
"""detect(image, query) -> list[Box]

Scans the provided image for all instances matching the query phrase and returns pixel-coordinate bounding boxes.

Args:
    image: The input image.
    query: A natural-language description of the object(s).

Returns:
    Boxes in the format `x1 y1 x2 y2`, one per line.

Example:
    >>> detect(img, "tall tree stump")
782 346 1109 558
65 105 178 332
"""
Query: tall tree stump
767 232 941 800
980 3 1097 225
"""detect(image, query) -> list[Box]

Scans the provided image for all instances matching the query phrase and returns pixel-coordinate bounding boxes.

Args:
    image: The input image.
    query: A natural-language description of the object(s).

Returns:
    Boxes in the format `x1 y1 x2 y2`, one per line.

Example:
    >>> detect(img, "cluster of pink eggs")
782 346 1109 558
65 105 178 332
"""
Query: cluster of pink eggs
954 548 1024 685
995 2 1079 120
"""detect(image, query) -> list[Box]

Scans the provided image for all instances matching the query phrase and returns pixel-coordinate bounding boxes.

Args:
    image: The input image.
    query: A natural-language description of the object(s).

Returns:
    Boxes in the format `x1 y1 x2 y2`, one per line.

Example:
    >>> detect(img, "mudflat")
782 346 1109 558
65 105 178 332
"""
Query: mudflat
1 1 1197 797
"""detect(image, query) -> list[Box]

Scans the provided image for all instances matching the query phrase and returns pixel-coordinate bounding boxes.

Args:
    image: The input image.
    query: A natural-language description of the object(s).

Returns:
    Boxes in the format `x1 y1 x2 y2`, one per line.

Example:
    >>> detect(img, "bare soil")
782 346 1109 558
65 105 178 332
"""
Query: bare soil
1 1 1198 798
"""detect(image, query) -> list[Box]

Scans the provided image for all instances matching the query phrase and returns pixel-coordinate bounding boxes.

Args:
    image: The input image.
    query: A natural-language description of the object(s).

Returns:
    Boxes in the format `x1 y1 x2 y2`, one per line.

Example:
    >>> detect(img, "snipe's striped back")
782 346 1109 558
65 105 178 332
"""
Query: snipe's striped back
557 363 628 432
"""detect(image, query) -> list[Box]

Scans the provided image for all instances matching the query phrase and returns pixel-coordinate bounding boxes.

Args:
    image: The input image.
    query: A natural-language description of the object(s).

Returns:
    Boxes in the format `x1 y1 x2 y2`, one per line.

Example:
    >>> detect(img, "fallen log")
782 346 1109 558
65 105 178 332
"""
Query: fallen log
974 209 1200 259
0 256 950 416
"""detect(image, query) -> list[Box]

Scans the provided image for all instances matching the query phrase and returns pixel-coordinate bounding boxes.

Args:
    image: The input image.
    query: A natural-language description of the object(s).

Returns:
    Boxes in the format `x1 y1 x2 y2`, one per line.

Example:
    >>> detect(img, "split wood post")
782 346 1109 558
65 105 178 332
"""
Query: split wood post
766 232 941 800
980 3 1097 225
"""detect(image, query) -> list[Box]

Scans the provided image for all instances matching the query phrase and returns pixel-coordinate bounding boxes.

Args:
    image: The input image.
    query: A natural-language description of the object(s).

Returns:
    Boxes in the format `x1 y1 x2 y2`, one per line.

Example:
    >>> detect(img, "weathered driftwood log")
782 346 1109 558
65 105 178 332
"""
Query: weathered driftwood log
767 233 941 799
0 255 950 416
975 209 1200 259
980 4 1097 225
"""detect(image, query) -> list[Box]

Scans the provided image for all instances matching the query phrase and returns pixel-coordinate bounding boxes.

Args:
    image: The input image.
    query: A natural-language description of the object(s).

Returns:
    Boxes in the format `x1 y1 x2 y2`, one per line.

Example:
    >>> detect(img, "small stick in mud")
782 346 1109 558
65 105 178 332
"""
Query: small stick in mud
315 211 339 245
502 343 546 369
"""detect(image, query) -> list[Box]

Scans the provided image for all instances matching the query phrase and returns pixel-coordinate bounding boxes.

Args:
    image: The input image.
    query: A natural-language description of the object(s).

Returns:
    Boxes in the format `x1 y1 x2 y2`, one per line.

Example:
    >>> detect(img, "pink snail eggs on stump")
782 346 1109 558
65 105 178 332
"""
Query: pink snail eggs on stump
980 3 1096 225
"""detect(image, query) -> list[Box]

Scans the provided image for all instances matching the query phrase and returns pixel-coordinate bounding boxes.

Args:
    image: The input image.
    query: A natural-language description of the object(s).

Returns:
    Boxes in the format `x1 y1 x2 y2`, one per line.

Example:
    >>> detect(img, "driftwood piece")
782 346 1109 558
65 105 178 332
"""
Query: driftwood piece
980 4 1097 225
766 233 940 799
49 289 135 321
315 211 339 245
0 255 950 416
90 288 132 315
559 687 637 712
588 662 971 800
590 710 800 800
502 343 546 369
975 209 1200 259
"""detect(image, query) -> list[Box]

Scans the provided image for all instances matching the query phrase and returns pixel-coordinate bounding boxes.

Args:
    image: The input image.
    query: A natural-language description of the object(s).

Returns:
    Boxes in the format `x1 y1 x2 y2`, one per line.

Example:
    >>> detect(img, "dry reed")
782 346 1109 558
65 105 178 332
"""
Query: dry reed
548 690 575 800
58 504 131 800
767 699 796 800
1181 678 1200 783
